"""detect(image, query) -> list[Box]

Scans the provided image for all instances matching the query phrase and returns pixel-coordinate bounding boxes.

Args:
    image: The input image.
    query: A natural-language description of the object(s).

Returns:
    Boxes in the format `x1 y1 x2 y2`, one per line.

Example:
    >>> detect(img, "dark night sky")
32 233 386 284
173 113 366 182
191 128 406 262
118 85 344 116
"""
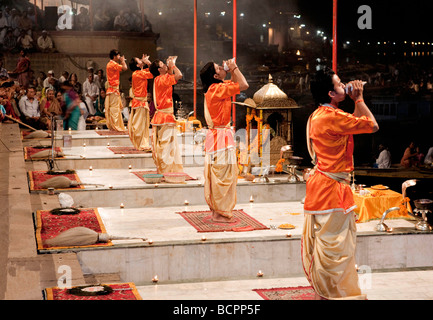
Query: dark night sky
296 0 433 42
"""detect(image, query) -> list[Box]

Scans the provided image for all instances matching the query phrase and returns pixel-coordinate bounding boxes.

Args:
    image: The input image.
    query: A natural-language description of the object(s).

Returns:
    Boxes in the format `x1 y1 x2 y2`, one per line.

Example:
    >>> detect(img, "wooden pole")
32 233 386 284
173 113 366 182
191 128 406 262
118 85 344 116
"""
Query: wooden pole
333 0 337 72
193 0 197 117
4 115 38 131
232 0 237 128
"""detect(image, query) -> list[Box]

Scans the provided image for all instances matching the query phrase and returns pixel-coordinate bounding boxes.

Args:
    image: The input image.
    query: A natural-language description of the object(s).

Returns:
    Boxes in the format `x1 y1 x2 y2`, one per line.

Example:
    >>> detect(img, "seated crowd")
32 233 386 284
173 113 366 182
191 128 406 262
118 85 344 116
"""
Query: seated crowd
0 64 117 131
0 6 56 54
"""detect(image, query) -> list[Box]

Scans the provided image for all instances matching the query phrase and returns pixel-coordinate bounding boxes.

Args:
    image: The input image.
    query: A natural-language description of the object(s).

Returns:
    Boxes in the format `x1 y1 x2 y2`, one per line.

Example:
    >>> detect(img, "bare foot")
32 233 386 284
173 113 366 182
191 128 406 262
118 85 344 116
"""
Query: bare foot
211 212 233 223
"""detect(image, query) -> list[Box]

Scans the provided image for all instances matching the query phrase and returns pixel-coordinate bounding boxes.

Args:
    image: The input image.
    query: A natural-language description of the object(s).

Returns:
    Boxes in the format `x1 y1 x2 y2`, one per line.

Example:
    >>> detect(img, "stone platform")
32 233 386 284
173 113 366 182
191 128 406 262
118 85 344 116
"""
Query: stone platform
5 124 433 300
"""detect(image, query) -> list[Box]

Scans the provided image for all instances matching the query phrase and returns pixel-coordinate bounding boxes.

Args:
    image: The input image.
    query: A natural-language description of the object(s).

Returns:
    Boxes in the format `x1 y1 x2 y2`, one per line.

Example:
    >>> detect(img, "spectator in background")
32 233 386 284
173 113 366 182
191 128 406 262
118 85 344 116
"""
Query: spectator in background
58 71 69 84
0 10 9 45
2 28 17 53
82 73 98 115
43 70 57 89
95 69 106 89
68 73 82 95
9 49 31 89
400 141 418 168
17 29 34 51
37 71 46 89
87 67 99 86
93 88 106 119
10 9 21 37
143 14 152 32
93 8 110 31
0 60 8 79
19 86 43 128
75 7 91 31
39 88 62 129
113 10 129 31
374 144 392 169
424 146 433 165
3 7 12 26
18 11 33 36
37 30 54 52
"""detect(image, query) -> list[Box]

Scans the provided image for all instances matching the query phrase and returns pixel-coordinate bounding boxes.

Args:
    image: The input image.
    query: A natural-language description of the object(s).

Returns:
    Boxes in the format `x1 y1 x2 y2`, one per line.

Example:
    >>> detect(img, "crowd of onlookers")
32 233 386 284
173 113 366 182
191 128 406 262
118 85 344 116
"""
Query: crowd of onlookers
0 3 153 54
0 6 56 54
0 59 113 131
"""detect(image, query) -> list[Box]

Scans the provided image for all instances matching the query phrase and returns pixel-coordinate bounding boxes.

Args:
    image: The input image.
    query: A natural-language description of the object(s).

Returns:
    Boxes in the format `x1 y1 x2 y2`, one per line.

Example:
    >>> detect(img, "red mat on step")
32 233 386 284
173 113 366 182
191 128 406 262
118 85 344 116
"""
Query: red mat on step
28 170 85 191
176 209 269 233
95 130 129 136
24 147 64 160
253 286 315 300
108 146 151 154
132 170 198 182
35 208 113 251
44 283 142 300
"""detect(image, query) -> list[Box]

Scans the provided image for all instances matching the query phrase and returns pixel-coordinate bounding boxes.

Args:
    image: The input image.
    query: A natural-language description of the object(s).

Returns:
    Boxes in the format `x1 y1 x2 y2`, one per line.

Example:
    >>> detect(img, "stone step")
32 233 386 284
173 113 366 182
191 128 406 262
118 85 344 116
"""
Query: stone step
30 167 305 208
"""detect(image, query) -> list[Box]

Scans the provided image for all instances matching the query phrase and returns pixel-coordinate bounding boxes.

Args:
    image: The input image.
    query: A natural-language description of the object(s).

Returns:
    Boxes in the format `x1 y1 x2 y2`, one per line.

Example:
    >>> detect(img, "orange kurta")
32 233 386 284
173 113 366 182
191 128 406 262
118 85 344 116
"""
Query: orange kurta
106 60 123 94
128 69 154 150
150 73 177 125
204 81 240 154
131 69 153 109
203 81 240 218
303 105 375 215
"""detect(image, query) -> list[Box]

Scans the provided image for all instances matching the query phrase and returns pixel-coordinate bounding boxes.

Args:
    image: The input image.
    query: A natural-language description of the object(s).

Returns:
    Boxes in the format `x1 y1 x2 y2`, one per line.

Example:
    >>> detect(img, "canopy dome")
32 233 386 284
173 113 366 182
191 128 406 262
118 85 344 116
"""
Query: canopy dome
252 75 299 109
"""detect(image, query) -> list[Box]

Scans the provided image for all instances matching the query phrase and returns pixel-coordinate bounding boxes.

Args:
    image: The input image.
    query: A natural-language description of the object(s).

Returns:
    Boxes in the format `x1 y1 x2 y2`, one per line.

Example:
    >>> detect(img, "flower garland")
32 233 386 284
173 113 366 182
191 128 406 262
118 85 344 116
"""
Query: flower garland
276 158 285 173
399 197 410 215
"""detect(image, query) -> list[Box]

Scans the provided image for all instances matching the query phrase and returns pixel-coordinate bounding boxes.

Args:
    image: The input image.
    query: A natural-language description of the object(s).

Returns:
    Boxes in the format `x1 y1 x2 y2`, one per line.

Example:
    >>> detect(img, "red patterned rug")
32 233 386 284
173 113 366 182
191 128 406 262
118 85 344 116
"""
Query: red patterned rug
133 170 198 182
108 146 151 154
24 147 64 160
35 208 113 251
44 283 141 300
28 170 85 191
95 130 129 136
176 209 269 233
253 286 315 300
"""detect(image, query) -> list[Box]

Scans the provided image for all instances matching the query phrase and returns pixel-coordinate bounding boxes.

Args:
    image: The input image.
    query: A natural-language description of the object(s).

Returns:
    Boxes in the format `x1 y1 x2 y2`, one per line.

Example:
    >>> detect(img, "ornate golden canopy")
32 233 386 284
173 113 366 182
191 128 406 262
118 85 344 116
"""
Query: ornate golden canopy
251 75 299 110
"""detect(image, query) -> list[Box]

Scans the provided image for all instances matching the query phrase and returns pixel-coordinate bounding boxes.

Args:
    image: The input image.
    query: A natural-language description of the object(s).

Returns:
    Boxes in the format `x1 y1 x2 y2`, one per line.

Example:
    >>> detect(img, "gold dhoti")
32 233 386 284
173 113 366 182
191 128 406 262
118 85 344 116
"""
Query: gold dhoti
128 105 150 151
301 211 366 300
204 148 237 219
151 125 183 173
105 92 125 131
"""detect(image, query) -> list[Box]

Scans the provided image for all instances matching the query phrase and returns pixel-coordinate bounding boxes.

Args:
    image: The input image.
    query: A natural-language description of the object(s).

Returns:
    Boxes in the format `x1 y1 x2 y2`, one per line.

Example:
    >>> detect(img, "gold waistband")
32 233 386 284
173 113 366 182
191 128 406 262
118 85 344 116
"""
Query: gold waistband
133 95 147 102
156 107 174 114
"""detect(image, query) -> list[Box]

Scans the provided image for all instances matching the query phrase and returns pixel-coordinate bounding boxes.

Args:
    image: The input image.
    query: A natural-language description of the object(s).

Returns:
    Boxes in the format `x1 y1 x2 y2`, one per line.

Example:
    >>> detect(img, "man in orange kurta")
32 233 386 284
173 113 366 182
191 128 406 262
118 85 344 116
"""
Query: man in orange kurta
302 67 379 300
128 55 153 150
149 57 183 173
200 59 249 223
105 49 127 131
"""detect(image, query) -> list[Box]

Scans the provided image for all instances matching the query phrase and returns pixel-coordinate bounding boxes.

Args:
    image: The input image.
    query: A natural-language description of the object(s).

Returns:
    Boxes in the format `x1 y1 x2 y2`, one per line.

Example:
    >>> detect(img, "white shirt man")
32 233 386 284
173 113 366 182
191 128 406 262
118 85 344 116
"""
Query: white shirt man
37 31 54 52
376 145 391 169
43 71 57 88
82 73 99 115
19 88 40 118
424 147 433 165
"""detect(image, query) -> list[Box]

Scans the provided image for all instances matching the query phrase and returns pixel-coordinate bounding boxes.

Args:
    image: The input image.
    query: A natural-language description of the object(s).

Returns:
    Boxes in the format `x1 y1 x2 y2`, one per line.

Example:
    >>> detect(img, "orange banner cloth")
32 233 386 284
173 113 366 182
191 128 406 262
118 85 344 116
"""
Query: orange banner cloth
353 188 413 223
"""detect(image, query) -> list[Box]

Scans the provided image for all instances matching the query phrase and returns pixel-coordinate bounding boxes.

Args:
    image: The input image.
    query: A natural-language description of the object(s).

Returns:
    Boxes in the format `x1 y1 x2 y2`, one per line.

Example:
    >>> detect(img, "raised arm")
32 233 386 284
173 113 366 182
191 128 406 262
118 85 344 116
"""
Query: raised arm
167 56 182 82
348 80 379 133
226 59 249 91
